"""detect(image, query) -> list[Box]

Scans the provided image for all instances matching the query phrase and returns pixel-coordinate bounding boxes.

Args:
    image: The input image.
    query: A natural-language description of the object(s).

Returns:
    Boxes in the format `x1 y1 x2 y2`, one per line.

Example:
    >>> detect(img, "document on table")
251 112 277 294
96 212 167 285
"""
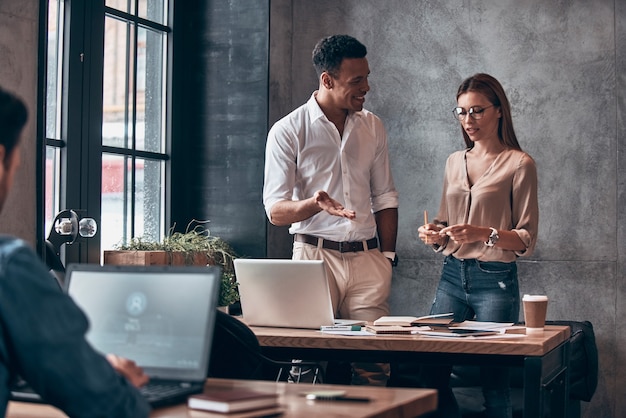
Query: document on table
319 329 374 336
320 320 523 337
452 321 515 330
416 320 526 338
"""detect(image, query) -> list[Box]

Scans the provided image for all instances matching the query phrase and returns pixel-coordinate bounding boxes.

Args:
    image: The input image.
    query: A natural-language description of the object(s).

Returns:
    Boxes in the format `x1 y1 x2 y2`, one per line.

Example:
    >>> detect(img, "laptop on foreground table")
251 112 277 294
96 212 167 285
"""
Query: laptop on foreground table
234 259 363 329
10 263 220 407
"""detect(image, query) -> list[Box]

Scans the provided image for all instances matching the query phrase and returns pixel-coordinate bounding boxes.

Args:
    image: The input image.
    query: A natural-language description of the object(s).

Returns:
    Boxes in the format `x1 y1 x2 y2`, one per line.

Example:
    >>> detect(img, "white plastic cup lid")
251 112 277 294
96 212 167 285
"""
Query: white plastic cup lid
523 294 548 302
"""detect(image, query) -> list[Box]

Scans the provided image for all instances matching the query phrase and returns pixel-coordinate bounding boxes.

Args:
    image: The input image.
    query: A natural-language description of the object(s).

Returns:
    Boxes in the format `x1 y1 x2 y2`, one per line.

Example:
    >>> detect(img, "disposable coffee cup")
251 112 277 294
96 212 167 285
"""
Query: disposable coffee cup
523 294 548 334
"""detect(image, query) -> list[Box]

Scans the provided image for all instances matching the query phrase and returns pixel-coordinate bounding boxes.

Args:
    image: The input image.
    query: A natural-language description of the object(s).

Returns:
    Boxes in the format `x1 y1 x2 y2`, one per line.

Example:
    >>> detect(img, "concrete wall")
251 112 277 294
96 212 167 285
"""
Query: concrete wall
170 0 269 258
269 1 623 416
0 0 38 246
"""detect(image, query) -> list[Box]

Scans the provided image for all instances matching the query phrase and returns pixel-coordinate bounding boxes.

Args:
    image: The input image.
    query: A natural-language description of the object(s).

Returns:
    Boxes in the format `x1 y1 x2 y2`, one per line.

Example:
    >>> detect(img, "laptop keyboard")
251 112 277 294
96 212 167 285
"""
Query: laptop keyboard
9 378 44 403
11 378 203 407
139 380 204 406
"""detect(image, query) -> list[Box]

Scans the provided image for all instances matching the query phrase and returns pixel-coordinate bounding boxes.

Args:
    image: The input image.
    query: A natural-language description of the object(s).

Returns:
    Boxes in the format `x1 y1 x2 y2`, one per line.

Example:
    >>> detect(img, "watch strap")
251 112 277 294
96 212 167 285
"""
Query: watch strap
382 251 398 266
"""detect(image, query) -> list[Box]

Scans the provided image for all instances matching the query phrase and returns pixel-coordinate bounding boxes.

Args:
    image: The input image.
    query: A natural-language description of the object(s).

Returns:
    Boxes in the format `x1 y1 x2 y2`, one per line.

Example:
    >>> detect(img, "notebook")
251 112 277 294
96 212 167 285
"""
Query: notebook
234 259 362 329
10 263 220 408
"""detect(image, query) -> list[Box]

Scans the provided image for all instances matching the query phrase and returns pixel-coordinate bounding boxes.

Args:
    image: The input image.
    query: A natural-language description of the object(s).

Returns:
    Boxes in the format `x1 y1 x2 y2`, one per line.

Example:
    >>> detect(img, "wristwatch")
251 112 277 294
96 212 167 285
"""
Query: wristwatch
383 251 398 266
485 227 499 247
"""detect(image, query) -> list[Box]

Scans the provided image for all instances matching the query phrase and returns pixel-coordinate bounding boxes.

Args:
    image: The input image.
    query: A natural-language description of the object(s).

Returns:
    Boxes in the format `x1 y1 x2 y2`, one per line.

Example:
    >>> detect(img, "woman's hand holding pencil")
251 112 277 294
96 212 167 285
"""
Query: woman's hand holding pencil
418 210 445 246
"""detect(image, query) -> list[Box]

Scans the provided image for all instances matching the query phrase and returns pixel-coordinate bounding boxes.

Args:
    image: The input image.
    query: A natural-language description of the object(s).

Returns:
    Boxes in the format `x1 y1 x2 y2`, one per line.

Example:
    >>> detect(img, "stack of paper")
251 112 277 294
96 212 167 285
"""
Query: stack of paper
365 317 517 337
414 328 500 337
372 313 455 327
415 321 516 338
365 313 454 335
365 325 416 335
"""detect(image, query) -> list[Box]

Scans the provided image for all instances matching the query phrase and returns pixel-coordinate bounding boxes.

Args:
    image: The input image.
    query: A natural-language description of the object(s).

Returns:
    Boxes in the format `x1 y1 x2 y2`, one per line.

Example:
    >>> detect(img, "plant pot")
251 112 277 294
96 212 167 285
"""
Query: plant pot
103 250 214 266
104 250 239 308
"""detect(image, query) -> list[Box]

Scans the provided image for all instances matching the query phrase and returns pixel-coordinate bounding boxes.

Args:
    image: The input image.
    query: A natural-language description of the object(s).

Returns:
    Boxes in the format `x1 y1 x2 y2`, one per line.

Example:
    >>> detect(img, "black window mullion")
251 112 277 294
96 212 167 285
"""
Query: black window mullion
36 0 50 257
105 6 170 33
60 0 86 266
59 0 106 266
122 18 133 240
130 17 139 239
83 0 106 264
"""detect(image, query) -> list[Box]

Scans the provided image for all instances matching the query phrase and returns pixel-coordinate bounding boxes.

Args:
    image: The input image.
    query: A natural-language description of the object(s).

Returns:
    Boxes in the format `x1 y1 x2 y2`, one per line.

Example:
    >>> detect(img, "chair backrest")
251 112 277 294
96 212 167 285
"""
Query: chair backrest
546 320 598 402
208 311 325 384
208 310 267 380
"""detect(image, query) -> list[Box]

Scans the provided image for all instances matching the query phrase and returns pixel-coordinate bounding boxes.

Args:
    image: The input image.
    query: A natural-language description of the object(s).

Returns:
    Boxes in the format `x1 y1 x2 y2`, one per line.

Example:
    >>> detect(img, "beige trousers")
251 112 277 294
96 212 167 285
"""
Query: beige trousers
293 240 392 385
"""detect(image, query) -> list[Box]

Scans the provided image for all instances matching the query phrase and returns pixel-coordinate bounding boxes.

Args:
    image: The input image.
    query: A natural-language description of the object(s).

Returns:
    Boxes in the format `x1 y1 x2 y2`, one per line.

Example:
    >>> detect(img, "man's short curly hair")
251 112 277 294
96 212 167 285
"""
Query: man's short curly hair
312 35 367 78
0 87 27 161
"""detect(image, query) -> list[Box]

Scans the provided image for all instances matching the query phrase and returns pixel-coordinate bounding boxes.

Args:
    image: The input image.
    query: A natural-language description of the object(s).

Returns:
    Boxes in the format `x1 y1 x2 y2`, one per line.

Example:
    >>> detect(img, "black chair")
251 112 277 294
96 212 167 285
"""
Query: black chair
208 310 325 383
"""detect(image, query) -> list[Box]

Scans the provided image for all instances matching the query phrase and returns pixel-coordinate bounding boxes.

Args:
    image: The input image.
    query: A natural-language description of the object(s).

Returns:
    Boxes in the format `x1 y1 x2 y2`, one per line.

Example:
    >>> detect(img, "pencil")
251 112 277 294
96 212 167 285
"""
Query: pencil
423 210 428 225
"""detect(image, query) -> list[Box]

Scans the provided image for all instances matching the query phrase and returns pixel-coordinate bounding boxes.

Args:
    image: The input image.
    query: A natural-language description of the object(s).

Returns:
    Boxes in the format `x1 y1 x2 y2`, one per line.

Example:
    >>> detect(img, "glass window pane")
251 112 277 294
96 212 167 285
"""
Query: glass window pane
103 16 135 149
45 146 60 237
103 17 166 153
44 0 64 241
136 158 164 241
138 27 165 153
105 0 135 16
101 154 164 250
138 0 167 25
101 154 129 250
46 0 64 140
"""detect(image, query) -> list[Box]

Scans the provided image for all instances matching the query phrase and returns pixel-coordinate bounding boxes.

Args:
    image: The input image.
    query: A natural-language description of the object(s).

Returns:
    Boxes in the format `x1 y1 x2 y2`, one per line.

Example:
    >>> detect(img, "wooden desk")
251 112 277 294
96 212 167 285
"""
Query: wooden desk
253 325 572 418
7 378 437 418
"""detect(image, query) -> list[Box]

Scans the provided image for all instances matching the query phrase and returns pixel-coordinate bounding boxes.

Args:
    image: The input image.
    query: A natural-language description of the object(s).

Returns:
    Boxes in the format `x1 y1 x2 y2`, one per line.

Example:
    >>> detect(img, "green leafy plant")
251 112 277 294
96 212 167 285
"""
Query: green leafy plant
115 220 240 306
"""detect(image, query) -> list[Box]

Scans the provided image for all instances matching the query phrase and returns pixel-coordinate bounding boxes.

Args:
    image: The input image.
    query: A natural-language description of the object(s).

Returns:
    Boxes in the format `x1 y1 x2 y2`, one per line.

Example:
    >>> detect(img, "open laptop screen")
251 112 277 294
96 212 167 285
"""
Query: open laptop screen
64 264 220 381
234 259 337 329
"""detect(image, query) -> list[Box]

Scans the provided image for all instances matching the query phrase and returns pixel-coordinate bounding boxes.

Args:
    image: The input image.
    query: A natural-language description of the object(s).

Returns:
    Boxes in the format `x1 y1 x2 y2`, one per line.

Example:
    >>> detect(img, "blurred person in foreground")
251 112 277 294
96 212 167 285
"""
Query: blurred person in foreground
0 86 150 417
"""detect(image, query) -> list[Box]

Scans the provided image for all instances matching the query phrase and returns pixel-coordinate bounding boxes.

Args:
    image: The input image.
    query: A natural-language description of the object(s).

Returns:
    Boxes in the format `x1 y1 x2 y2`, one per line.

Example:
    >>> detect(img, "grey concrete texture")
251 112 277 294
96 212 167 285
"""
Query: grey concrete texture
270 0 622 416
0 0 38 246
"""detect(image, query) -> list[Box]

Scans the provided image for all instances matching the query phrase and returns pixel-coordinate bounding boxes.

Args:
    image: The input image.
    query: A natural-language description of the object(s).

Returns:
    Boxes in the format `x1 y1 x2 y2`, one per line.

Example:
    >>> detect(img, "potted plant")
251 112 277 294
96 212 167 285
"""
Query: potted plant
104 221 240 308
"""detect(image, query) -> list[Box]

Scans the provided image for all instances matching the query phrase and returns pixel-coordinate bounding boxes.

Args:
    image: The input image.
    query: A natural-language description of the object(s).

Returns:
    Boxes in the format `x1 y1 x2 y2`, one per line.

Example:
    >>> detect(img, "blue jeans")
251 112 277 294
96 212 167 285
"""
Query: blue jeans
432 255 519 322
427 256 520 418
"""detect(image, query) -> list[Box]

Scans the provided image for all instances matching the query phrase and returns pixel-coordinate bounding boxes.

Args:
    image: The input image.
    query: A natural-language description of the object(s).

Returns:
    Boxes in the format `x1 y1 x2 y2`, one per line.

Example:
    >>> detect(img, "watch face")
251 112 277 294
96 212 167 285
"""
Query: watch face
486 228 499 246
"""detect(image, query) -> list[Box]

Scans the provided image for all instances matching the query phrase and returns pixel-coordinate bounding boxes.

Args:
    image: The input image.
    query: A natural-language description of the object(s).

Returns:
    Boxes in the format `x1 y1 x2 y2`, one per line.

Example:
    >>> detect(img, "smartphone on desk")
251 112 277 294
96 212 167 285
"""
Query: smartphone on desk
301 390 370 402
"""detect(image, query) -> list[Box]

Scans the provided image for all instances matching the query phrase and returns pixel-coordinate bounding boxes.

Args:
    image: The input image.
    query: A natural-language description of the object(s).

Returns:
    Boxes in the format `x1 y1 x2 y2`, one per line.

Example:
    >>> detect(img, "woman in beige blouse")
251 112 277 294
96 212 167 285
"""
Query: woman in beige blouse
417 73 538 418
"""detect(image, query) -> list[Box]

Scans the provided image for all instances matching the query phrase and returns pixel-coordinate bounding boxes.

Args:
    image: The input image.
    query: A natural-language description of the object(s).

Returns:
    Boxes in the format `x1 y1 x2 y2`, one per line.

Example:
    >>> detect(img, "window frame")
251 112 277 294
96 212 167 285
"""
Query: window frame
38 0 173 266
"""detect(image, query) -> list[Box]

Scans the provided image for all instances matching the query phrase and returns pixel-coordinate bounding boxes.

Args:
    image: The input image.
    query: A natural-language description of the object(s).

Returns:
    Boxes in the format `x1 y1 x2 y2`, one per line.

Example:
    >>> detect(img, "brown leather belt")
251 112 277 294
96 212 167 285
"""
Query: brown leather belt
295 234 378 253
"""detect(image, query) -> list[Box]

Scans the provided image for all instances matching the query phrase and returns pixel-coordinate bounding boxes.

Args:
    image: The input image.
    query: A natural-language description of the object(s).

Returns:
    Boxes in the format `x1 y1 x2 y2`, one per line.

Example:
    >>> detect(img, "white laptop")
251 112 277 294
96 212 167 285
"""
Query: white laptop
11 263 220 407
234 259 363 329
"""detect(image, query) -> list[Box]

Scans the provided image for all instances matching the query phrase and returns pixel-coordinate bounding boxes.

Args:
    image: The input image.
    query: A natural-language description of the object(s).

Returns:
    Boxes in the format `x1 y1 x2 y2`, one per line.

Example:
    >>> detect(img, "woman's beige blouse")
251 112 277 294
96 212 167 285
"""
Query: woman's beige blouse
433 148 538 262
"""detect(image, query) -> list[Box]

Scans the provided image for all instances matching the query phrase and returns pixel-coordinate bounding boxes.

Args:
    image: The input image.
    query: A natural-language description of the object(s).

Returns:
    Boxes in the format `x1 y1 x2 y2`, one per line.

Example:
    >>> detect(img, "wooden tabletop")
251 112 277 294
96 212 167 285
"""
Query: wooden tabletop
252 325 571 357
7 378 437 418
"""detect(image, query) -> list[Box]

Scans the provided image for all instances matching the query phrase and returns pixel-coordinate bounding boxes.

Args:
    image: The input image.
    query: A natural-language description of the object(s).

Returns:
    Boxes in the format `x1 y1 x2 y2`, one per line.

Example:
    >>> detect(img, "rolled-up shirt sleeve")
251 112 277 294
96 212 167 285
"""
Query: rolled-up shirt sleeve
511 154 539 257
369 118 398 212
263 122 298 219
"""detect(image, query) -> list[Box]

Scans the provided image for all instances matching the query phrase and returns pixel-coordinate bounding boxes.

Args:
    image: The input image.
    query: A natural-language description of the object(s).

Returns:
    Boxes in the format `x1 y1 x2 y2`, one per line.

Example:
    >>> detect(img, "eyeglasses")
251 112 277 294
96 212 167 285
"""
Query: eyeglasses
452 105 494 121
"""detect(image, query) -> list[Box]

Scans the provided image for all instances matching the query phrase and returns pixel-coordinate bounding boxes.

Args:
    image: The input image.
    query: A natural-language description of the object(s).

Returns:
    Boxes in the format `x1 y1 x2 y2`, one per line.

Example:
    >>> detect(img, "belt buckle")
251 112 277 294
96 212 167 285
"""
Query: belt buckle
338 241 359 253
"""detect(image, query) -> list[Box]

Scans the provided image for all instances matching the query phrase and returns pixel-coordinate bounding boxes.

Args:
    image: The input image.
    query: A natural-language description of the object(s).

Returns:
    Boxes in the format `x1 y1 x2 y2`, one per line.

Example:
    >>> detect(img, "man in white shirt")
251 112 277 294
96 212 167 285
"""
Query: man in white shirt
263 34 399 385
